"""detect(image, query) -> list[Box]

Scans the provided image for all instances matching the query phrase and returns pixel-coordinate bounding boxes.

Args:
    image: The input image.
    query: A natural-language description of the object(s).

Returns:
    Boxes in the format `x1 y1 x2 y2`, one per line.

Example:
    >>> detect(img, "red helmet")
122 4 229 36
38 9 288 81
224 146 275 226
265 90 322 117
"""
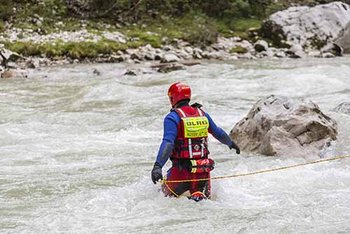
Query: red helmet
168 82 191 107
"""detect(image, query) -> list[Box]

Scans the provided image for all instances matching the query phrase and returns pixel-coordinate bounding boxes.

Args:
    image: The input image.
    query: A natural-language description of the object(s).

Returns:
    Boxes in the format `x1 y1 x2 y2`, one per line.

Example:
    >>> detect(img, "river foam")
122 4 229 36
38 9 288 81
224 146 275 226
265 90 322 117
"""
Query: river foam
1 57 350 233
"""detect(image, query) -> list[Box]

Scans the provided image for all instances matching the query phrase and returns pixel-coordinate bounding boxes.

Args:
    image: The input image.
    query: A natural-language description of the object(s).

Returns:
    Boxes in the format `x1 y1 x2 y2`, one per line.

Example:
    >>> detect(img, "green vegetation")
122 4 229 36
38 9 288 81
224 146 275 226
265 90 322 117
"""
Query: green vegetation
4 39 148 60
0 21 5 32
0 0 12 21
230 45 248 54
0 0 12 32
216 18 262 38
0 0 346 58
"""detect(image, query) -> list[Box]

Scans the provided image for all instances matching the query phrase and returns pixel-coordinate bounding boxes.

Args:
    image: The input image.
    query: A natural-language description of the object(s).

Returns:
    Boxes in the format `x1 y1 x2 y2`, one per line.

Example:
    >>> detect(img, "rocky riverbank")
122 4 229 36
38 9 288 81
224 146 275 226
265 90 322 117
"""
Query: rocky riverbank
1 1 350 78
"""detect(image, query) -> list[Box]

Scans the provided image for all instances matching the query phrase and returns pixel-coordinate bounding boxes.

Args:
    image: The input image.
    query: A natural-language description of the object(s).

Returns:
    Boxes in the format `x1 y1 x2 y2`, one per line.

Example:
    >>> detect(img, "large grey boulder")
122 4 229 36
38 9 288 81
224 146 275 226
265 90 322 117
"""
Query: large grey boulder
261 2 350 54
230 95 337 157
335 22 350 53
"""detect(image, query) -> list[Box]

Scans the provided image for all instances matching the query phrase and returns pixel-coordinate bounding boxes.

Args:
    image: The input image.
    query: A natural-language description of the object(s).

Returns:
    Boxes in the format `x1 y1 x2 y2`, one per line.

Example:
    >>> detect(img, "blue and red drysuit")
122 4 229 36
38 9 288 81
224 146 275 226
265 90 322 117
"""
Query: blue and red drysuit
153 103 239 199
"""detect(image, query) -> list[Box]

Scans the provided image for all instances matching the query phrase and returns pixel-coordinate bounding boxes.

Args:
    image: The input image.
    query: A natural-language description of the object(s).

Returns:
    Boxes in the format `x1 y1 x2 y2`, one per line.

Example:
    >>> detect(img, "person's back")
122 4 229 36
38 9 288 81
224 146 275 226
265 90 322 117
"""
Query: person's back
151 82 240 201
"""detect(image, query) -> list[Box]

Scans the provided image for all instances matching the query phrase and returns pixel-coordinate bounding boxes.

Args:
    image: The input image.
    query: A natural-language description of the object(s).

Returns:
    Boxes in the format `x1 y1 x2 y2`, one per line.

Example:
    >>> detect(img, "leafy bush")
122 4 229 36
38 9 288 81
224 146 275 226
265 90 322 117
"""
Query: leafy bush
0 0 13 21
122 12 219 46
182 22 218 46
175 13 218 46
74 0 266 21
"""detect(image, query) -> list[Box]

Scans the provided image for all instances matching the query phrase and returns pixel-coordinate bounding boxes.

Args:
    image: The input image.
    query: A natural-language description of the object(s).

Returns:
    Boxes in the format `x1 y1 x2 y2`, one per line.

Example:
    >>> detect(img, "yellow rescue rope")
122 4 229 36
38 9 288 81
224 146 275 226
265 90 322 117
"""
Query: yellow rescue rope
160 154 350 197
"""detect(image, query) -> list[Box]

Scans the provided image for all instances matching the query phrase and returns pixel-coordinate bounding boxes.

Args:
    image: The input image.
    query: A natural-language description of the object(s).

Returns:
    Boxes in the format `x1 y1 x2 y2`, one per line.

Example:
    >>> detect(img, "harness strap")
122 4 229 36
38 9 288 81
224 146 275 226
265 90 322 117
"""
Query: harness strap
198 108 204 116
188 138 193 158
198 108 205 157
177 108 186 118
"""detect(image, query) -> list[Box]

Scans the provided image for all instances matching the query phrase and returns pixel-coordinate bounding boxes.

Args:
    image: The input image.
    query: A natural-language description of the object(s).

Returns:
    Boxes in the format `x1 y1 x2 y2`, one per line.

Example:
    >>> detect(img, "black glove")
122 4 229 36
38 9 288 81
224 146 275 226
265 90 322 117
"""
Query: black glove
151 162 163 184
229 141 240 154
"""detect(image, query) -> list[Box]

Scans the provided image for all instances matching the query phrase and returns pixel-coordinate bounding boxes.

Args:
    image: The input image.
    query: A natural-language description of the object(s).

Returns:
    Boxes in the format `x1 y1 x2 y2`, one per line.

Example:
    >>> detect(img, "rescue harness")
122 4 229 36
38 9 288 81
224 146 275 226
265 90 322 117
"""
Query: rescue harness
171 104 214 174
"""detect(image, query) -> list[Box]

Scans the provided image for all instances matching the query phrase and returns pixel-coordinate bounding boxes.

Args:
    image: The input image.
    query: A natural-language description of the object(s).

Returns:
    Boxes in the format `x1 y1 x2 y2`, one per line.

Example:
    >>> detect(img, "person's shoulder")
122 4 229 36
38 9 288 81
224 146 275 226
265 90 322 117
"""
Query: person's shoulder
191 102 209 116
164 110 180 122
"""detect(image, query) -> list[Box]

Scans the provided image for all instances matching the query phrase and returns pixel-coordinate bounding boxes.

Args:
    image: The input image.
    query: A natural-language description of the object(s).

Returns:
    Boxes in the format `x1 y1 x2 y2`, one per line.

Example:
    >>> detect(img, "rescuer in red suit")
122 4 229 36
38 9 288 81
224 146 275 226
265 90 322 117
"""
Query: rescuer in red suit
151 82 240 201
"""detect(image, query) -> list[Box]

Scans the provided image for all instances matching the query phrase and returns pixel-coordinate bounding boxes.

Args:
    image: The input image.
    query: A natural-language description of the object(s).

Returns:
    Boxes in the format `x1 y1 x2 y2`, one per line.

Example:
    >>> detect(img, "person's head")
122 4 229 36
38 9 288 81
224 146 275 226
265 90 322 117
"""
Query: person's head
168 82 191 107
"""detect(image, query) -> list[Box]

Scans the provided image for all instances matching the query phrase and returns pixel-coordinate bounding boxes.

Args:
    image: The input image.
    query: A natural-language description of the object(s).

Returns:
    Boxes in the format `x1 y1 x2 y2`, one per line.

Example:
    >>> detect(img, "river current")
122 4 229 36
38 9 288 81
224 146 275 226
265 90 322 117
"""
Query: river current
0 57 350 233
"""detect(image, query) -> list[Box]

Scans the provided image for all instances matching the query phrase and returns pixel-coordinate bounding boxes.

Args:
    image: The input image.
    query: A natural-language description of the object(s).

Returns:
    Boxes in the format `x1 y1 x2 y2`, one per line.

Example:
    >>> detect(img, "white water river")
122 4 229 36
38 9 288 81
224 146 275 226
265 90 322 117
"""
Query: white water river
0 58 350 233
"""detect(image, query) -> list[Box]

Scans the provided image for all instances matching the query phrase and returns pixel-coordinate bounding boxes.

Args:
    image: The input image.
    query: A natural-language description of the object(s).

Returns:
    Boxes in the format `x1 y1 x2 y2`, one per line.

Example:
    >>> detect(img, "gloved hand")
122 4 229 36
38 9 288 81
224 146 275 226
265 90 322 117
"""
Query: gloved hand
151 162 163 184
229 141 240 154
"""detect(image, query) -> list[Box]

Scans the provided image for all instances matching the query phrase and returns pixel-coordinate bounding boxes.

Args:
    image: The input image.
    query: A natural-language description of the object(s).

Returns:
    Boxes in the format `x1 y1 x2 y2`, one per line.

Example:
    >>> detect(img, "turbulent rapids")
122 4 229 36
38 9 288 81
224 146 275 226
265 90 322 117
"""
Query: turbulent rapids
0 58 350 232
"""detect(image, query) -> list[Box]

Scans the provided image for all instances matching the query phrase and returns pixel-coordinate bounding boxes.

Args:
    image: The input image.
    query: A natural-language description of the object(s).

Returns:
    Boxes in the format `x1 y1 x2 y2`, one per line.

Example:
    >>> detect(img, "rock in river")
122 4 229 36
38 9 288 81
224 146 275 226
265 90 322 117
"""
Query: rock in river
261 2 350 54
230 95 337 157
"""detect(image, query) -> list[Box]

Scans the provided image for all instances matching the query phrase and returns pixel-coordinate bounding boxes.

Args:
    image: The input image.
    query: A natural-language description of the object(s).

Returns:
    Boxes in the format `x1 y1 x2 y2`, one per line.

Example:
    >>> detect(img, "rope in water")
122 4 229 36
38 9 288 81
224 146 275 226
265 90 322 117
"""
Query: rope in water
160 154 350 198
161 154 350 184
